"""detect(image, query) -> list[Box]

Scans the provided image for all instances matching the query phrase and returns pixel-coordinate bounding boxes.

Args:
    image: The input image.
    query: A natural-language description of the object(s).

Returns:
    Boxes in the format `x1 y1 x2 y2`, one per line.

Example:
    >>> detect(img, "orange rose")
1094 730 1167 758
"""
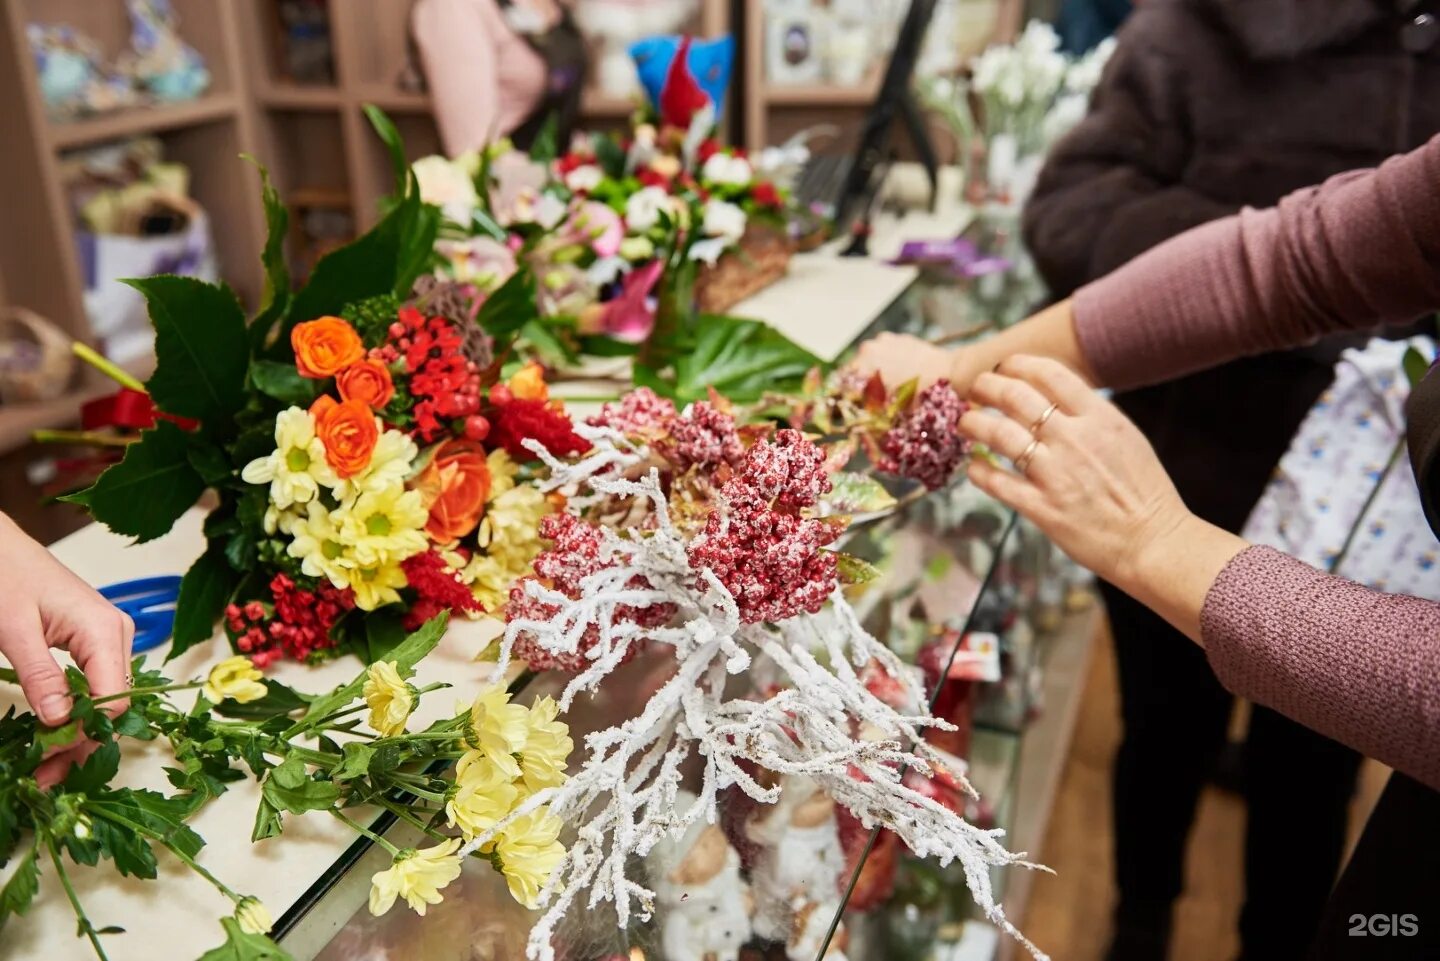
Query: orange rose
292 317 365 379
506 361 549 402
337 359 395 409
313 397 379 478
412 439 491 542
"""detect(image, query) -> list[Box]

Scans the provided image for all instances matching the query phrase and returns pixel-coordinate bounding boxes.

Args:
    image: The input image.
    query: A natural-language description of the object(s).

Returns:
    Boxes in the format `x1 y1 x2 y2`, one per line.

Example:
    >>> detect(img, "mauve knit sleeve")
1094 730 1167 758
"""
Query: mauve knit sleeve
1201 547 1440 791
1072 133 1440 390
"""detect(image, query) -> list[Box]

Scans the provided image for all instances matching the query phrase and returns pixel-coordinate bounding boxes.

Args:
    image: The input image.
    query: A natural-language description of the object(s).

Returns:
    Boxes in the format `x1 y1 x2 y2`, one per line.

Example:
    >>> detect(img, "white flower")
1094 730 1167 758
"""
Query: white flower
564 164 603 193
586 256 630 287
333 427 419 502
624 186 671 232
240 407 338 509
701 152 754 186
687 237 731 266
413 155 479 223
1066 36 1116 94
535 192 569 230
701 199 747 243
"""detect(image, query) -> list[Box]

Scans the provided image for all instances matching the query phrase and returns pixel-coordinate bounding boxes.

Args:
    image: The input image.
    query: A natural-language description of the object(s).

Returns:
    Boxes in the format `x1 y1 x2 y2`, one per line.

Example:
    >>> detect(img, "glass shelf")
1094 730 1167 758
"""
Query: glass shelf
275 240 1077 961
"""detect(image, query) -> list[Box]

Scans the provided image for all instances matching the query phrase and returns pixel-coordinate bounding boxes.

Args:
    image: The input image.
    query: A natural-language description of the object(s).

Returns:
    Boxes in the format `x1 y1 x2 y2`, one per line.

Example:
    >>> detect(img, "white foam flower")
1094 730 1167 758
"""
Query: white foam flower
564 164 603 193
333 427 419 501
623 186 671 232
701 199 747 243
701 151 754 186
240 407 338 509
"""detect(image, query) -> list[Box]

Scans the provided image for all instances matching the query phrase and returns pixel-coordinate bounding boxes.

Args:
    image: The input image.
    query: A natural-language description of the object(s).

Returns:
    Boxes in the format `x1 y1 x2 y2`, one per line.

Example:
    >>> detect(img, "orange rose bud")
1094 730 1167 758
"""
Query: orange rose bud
337 359 395 409
310 394 338 419
412 439 492 542
506 361 549 402
292 317 365 379
314 397 379 478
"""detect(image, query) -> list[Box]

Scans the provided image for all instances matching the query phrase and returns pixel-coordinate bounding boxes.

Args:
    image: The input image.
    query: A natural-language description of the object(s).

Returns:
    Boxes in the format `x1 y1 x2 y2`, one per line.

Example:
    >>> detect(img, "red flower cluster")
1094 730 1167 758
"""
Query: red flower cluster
389 307 483 441
658 401 746 473
751 182 782 208
507 514 674 672
586 387 678 436
636 167 673 189
879 380 971 491
688 430 839 624
489 396 591 462
224 574 355 667
400 550 486 630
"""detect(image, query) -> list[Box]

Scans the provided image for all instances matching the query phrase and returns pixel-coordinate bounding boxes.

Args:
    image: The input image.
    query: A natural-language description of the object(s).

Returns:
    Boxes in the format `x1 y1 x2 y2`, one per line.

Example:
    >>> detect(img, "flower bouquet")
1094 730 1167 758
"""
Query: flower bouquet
60 108 588 667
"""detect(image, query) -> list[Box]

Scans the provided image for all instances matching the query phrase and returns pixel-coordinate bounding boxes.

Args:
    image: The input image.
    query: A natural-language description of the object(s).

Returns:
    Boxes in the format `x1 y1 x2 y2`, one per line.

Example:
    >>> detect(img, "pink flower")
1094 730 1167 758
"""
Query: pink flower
489 150 549 225
596 260 664 343
571 201 624 258
586 387 679 435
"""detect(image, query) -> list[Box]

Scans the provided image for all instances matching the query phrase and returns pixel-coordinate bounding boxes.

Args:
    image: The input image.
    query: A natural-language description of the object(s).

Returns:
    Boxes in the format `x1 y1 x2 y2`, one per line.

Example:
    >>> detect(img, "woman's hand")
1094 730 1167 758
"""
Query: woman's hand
853 333 977 392
0 513 134 726
958 356 1247 640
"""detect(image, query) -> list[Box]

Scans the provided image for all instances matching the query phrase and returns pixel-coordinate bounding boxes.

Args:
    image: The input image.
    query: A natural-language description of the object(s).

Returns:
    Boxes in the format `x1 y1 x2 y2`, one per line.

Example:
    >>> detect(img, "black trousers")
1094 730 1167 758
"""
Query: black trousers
1102 578 1364 961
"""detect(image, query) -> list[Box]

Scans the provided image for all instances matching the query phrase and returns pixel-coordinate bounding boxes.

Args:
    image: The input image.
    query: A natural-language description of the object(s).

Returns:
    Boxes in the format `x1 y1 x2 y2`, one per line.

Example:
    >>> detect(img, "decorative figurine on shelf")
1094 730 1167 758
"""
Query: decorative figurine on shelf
573 0 697 98
27 23 140 120
746 776 851 961
630 31 733 127
646 791 754 961
118 0 211 102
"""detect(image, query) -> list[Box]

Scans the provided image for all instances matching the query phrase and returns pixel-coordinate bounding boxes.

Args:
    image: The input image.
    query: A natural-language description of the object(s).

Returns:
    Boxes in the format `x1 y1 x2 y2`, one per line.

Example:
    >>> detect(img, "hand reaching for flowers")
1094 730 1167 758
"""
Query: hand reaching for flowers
0 512 133 760
958 356 1248 643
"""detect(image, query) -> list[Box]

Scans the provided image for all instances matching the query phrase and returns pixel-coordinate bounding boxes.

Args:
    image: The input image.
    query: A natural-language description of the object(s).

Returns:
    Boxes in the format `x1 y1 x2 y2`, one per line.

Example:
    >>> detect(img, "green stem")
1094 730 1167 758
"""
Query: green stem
31 430 135 448
46 838 111 961
376 798 450 844
331 808 402 857
382 774 447 803
91 683 199 707
73 342 146 392
1329 435 1407 576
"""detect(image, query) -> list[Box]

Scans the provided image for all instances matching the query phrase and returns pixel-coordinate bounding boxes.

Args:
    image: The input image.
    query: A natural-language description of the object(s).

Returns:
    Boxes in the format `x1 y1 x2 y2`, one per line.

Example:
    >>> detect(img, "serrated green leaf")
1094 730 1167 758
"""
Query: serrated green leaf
112 707 155 741
244 158 292 352
124 276 249 435
170 547 239 661
213 681 310 721
833 551 883 586
62 421 206 542
37 720 81 752
251 797 283 843
187 442 235 486
261 766 340 816
333 743 375 782
62 742 121 795
198 917 296 961
824 473 898 514
0 845 39 927
250 360 320 407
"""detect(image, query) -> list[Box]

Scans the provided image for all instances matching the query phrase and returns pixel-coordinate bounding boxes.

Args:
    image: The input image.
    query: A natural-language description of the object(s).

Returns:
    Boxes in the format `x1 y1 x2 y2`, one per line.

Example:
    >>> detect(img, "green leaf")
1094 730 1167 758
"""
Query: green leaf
474 269 538 339
170 547 240 661
198 917 296 961
363 105 409 195
261 757 340 816
529 114 560 164
187 442 235 487
124 276 249 435
832 551 883 586
0 845 39 927
113 707 156 741
519 319 578 367
213 681 309 720
62 421 206 542
244 158 292 352
90 813 160 879
37 720 81 752
593 133 626 179
1404 345 1432 389
576 335 641 358
251 797 283 843
62 742 121 795
667 316 826 404
824 473 898 514
361 610 408 665
250 360 320 407
333 743 375 781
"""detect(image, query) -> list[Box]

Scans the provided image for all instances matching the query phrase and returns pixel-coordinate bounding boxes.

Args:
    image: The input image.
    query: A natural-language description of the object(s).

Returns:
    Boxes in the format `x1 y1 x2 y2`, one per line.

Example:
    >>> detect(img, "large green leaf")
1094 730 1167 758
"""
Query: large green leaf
666 316 826 404
125 277 250 434
62 421 206 542
170 546 241 661
261 756 341 815
474 268 538 339
363 105 409 195
250 360 320 407
0 844 38 932
244 157 291 351
197 918 295 961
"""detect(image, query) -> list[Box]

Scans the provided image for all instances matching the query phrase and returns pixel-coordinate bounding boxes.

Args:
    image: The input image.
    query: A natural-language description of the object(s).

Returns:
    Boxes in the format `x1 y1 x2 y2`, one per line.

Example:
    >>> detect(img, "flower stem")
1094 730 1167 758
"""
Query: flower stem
46 838 111 961
331 808 402 857
73 342 146 392
90 682 199 707
376 798 451 843
31 429 135 448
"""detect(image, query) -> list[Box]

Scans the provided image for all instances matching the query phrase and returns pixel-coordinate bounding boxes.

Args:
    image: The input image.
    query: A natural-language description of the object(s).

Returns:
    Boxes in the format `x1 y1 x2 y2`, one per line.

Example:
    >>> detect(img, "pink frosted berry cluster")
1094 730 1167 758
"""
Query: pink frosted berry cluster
879 380 970 491
586 387 678 436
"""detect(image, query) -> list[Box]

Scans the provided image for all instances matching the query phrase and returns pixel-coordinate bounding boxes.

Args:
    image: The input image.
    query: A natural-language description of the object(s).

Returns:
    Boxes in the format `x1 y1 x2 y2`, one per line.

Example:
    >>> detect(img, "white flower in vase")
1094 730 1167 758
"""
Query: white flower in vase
624 186 672 232
412 155 479 224
701 151 754 187
701 199 747 244
564 164 604 194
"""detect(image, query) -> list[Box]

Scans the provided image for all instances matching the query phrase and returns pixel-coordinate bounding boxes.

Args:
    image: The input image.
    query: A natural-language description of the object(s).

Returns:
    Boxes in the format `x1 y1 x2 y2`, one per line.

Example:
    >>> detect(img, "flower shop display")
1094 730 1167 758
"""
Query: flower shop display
0 615 574 961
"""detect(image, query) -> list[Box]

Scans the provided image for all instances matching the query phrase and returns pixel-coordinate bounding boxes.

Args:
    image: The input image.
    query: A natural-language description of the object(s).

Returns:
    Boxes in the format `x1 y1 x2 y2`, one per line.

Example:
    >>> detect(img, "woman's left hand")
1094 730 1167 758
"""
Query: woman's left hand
959 355 1196 589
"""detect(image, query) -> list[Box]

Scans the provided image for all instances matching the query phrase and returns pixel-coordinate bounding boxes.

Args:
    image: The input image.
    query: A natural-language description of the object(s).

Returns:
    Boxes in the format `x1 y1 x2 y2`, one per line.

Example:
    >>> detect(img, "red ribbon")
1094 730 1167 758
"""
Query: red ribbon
81 389 198 432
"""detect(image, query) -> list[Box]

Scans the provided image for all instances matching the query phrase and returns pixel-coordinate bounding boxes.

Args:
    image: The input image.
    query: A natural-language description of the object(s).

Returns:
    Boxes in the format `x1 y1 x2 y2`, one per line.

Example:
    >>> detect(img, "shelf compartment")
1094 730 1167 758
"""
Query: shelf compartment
257 82 345 110
47 94 240 150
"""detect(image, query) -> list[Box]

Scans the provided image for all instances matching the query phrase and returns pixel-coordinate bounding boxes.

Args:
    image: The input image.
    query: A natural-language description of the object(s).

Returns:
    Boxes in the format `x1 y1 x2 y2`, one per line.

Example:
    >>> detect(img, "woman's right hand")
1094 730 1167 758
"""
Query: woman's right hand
853 332 980 392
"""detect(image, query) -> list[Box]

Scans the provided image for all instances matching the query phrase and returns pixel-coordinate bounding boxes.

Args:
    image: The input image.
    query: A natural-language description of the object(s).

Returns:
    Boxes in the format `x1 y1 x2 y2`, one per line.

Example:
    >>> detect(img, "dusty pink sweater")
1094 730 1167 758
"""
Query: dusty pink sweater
1073 134 1440 791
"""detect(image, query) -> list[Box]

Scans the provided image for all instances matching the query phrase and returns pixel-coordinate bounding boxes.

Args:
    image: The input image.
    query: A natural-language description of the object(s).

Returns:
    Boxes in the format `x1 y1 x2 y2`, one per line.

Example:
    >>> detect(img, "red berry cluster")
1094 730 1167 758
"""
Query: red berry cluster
506 514 674 673
399 550 486 630
224 574 355 668
657 401 746 473
687 429 839 624
879 380 971 491
586 387 678 436
489 396 592 462
389 307 483 442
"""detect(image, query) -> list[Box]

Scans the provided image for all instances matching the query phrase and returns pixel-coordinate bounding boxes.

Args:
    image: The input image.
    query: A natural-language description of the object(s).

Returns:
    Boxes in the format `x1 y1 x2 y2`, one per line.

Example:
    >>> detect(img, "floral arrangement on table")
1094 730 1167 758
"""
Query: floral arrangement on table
412 33 799 361
0 615 575 960
438 372 1051 960
57 108 590 669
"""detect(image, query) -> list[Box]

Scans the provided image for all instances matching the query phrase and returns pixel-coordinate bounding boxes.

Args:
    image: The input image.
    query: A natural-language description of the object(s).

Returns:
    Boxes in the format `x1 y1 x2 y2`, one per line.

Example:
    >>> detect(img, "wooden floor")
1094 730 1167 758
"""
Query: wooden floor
1018 622 1390 961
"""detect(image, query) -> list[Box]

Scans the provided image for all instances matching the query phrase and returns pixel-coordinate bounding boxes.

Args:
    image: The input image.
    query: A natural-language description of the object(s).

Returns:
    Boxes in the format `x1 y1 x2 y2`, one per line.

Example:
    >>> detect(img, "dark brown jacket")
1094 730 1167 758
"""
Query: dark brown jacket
1023 0 1440 531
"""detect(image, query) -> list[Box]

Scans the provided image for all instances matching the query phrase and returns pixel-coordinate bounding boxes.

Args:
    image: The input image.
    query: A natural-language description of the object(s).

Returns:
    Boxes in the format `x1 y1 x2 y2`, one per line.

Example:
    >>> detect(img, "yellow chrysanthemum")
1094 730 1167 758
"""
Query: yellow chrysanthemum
446 749 521 840
368 840 464 917
462 482 552 607
493 808 566 909
467 686 528 777
346 560 410 611
363 661 414 737
240 407 338 509
336 483 429 568
334 428 419 501
518 697 572 793
477 485 549 552
202 656 267 704
234 897 272 935
485 448 519 500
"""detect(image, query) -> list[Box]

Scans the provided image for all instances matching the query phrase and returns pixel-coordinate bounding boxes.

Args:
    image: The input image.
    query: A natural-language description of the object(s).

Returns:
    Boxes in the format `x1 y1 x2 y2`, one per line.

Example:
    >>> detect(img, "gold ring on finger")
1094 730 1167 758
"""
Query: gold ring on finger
1030 402 1059 437
1014 438 1041 475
